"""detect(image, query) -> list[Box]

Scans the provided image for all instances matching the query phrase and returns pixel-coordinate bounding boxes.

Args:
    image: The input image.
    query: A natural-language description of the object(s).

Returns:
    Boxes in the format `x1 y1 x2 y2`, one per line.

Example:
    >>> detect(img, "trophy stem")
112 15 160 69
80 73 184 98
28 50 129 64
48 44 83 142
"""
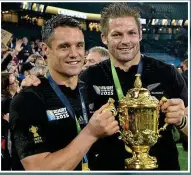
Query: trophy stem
125 146 158 170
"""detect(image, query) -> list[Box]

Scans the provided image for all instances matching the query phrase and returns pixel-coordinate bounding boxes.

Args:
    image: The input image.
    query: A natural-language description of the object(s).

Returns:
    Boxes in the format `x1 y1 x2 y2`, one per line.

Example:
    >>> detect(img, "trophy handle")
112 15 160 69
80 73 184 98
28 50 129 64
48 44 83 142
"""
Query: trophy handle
158 123 168 133
158 96 168 133
106 100 133 153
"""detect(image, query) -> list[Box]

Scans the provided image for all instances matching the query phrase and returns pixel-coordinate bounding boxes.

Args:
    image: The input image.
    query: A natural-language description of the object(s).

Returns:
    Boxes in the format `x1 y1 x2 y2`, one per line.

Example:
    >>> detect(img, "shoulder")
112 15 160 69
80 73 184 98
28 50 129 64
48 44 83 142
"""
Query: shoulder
10 78 50 127
143 55 171 67
80 59 110 81
143 55 177 74
11 77 49 108
90 59 111 72
21 77 49 93
143 55 187 91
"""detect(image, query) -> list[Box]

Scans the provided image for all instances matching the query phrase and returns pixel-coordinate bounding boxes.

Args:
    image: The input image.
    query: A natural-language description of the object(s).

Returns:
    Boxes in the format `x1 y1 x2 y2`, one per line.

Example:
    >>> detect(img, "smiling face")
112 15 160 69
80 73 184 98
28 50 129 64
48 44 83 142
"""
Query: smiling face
101 16 142 63
46 26 85 77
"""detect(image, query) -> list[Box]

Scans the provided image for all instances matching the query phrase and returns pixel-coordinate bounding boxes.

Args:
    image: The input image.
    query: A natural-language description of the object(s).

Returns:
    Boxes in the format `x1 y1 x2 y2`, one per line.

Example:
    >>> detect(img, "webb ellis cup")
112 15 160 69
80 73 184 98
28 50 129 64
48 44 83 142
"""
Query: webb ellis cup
118 74 168 169
105 74 168 170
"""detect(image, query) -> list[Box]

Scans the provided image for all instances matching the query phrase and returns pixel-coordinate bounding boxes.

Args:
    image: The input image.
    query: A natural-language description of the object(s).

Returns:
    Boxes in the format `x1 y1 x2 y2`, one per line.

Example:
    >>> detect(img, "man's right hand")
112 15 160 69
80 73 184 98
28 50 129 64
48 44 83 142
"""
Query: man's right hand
86 103 119 139
21 75 41 88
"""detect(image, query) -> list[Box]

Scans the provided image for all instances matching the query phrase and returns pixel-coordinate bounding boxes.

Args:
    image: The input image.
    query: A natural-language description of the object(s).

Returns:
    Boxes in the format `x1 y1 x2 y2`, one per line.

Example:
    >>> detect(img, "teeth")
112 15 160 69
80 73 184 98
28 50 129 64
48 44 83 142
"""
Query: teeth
68 62 78 65
119 48 129 51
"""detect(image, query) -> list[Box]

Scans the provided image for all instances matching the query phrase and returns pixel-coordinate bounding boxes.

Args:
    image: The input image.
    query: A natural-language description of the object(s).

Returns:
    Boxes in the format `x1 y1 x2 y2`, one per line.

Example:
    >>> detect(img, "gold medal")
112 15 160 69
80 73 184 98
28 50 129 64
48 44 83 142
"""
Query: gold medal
82 163 90 171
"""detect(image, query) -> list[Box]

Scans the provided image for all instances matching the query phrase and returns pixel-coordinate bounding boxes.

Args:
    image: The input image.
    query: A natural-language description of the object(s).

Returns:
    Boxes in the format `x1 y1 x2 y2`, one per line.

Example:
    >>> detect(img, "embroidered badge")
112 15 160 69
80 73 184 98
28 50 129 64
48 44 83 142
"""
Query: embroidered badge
93 85 114 95
29 125 43 144
46 107 70 121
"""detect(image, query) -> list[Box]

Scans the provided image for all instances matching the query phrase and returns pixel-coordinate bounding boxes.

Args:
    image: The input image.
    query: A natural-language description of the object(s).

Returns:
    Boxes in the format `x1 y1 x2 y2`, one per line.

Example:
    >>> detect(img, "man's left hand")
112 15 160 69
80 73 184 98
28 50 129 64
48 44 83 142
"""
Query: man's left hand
159 98 186 126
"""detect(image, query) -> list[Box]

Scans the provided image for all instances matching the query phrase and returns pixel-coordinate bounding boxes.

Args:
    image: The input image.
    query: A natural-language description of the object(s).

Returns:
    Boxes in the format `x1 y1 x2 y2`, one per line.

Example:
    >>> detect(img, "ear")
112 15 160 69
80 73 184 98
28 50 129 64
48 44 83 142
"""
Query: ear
41 42 50 56
139 27 142 42
101 33 108 46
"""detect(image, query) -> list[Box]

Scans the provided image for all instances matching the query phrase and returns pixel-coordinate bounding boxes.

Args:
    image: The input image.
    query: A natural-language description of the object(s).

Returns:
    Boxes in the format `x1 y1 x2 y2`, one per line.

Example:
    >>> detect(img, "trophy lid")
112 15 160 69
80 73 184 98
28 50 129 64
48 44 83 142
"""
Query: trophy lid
122 74 159 108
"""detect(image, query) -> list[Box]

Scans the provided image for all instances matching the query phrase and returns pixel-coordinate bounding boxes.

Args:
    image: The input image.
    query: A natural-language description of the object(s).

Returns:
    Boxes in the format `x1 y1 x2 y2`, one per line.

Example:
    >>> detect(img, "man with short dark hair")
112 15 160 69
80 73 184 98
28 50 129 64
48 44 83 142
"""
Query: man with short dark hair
9 15 119 171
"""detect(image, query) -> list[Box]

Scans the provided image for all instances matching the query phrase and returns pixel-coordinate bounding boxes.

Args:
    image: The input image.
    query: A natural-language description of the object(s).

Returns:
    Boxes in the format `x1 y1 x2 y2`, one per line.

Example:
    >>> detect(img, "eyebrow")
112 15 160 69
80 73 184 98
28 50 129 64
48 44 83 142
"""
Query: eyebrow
113 27 138 32
128 28 138 31
57 41 84 48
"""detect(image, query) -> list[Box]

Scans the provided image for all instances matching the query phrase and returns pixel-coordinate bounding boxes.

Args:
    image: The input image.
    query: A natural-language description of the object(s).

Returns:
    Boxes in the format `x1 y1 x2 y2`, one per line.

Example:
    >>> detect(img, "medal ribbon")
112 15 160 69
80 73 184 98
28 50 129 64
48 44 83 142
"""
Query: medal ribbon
111 56 143 100
46 71 89 170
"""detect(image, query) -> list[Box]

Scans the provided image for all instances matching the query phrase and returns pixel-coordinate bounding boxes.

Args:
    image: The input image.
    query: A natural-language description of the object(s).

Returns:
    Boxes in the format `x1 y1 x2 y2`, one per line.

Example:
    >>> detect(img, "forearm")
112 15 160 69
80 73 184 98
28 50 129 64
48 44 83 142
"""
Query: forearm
22 126 97 170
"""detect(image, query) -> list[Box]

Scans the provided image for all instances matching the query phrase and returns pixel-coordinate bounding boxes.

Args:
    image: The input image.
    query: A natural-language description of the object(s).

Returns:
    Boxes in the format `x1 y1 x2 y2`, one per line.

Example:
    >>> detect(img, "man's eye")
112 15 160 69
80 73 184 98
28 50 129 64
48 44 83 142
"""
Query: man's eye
130 32 137 35
61 45 68 49
112 33 120 37
77 43 84 48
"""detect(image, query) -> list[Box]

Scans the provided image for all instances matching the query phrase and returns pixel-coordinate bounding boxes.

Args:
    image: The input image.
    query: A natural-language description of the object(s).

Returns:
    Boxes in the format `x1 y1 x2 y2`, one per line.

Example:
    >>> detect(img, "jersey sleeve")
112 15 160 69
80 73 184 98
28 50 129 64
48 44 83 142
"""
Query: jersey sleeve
9 90 49 160
170 65 188 107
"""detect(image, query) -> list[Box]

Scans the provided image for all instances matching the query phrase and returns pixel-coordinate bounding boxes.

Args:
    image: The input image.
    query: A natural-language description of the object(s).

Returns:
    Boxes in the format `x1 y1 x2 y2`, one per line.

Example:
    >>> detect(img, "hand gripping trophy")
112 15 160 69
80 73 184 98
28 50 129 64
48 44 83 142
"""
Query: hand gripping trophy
105 74 168 170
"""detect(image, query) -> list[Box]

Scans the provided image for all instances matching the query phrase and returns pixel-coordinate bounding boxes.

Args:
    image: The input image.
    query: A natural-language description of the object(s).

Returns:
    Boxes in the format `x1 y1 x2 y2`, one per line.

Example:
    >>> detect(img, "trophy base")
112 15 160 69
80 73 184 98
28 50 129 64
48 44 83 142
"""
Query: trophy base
125 146 158 170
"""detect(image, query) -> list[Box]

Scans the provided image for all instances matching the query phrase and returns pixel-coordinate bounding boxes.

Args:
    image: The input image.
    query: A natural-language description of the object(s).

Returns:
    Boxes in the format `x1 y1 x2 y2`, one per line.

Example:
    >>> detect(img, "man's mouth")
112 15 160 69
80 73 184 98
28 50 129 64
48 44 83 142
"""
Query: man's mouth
118 47 132 51
66 61 80 65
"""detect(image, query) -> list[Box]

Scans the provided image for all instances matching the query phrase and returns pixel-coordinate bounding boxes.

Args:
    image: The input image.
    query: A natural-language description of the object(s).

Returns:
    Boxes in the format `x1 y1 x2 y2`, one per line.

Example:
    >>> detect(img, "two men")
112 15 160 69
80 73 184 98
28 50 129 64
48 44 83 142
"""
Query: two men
10 3 188 171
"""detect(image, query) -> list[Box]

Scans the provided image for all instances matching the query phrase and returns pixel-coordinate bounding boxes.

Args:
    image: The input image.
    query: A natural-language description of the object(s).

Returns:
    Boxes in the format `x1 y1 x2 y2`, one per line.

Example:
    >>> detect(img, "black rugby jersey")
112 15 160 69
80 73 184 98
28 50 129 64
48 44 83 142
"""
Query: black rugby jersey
80 55 188 170
10 77 92 170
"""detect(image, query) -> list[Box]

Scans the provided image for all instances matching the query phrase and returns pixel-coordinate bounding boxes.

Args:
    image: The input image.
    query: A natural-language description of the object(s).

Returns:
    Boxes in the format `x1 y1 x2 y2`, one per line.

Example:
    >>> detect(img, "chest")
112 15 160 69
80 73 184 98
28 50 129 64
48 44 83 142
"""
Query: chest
90 69 173 111
41 86 90 149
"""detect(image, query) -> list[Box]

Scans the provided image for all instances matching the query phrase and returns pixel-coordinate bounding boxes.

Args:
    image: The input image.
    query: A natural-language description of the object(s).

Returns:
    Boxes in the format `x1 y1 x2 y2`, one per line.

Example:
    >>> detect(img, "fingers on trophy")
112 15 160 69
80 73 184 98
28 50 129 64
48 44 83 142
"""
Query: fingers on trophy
103 98 118 116
158 96 168 132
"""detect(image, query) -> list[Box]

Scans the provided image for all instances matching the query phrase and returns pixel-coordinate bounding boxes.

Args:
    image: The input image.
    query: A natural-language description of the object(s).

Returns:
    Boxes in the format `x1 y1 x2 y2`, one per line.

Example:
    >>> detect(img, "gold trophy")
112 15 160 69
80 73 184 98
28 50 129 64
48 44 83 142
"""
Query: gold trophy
117 74 168 170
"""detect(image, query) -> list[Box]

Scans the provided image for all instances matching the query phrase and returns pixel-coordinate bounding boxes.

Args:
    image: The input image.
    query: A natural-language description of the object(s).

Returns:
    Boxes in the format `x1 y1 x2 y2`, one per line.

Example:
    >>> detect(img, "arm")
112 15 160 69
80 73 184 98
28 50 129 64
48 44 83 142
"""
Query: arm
159 66 188 136
10 92 119 170
21 126 97 170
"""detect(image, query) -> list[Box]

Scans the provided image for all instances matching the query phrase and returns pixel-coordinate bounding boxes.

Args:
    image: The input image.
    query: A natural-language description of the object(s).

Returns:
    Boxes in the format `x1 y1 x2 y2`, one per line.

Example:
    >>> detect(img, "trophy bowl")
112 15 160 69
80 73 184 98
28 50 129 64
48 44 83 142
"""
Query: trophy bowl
118 74 167 170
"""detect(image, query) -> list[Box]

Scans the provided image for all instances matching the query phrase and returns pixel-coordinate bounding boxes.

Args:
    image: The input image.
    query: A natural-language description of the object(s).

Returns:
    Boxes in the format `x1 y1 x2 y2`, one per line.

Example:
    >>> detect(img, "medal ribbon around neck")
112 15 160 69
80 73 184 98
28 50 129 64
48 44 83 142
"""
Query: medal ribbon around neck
46 71 90 171
110 55 143 100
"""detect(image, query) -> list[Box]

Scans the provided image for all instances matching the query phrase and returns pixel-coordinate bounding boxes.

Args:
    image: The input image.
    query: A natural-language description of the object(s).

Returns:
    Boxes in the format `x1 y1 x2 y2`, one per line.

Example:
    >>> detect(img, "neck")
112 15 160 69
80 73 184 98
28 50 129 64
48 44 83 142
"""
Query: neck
9 90 16 97
48 69 78 90
111 52 141 72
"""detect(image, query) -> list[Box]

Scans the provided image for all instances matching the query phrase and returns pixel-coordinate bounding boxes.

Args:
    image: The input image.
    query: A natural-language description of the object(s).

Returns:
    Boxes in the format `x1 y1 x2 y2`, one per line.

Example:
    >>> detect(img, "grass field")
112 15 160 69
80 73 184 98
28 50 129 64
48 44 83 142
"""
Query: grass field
177 143 188 171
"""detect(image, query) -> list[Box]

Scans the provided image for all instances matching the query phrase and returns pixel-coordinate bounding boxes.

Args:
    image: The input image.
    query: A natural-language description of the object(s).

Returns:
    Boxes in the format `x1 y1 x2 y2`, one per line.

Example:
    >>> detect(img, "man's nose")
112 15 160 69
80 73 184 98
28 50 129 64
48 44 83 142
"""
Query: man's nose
69 46 79 58
121 34 130 44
